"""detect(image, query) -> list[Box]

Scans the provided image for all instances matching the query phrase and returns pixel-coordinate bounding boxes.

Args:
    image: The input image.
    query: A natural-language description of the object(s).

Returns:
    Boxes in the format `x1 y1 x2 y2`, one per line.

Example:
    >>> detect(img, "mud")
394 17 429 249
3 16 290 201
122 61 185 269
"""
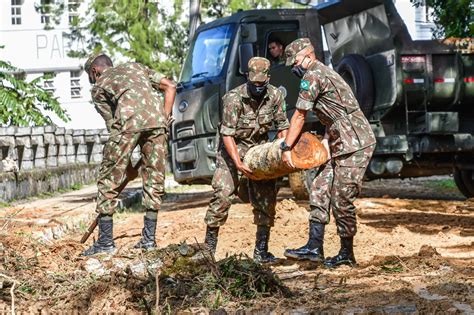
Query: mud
0 177 473 313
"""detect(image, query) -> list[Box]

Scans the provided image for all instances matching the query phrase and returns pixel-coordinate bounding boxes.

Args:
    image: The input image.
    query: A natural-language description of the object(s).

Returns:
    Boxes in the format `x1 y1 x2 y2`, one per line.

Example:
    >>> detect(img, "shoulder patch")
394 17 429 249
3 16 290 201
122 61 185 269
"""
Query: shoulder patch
300 80 310 91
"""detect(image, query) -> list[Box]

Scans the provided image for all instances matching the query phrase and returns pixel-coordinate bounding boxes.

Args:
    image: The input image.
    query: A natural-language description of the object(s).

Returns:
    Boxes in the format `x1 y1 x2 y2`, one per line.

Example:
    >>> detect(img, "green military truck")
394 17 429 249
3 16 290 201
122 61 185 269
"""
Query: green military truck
170 0 474 198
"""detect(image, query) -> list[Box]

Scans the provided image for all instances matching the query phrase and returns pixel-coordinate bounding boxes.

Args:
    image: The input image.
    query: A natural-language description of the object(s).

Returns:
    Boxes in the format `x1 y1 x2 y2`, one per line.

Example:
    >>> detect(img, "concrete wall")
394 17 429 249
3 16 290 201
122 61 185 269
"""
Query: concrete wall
0 126 109 171
0 126 140 202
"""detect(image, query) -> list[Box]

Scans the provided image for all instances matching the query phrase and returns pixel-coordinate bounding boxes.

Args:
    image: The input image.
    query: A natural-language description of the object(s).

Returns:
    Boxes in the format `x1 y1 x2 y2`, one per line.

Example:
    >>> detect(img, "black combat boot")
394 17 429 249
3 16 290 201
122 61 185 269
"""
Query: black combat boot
134 216 158 250
253 225 278 264
284 221 325 262
81 215 115 256
324 237 356 268
204 226 220 255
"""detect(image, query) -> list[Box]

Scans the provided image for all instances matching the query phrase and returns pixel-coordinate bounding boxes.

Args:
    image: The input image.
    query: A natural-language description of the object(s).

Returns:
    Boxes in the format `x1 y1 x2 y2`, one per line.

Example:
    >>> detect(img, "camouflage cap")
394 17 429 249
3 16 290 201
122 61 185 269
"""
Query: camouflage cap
84 52 106 73
284 38 314 66
248 57 270 82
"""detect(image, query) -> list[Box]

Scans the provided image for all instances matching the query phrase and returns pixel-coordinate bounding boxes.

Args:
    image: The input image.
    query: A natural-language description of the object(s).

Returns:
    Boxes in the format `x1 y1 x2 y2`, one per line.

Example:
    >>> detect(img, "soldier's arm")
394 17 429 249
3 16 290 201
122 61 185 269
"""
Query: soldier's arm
143 65 177 117
158 78 177 117
273 89 290 139
219 92 255 179
282 72 319 168
285 72 319 147
91 86 114 132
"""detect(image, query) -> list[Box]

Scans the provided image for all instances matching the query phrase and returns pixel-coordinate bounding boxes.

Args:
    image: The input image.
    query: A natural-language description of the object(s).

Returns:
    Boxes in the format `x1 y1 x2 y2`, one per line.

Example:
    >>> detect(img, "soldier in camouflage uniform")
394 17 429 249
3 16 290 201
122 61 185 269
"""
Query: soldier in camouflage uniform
204 57 289 263
82 53 176 256
280 38 376 267
268 39 286 66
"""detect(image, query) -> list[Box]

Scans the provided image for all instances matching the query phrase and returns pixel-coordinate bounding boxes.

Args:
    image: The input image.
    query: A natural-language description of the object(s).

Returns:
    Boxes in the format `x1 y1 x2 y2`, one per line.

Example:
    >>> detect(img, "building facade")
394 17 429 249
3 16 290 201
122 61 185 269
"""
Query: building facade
0 0 105 129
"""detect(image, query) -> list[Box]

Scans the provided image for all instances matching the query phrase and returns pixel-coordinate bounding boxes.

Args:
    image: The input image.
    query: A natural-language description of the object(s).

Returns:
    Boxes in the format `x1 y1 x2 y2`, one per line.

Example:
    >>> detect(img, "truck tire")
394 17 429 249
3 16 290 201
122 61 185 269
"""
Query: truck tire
289 168 318 200
336 54 375 117
454 168 474 198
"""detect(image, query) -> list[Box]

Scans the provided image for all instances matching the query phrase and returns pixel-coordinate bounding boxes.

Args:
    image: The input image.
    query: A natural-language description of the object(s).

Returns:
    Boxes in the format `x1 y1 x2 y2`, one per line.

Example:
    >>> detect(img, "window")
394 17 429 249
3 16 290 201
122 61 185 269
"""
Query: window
43 72 55 94
70 70 82 98
40 0 54 25
11 0 22 25
68 0 81 25
180 24 235 83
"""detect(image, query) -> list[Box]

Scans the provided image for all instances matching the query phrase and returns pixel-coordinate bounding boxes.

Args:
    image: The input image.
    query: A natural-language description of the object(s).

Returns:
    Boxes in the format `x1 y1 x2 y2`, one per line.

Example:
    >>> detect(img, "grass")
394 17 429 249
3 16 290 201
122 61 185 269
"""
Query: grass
166 184 211 194
426 178 457 190
381 260 404 273
0 201 12 208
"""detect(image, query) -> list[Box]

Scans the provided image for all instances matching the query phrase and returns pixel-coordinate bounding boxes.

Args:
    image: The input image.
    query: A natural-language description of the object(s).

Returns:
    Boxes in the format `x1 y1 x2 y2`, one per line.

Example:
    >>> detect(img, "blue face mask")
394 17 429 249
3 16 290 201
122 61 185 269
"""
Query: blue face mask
248 81 269 98
291 56 308 78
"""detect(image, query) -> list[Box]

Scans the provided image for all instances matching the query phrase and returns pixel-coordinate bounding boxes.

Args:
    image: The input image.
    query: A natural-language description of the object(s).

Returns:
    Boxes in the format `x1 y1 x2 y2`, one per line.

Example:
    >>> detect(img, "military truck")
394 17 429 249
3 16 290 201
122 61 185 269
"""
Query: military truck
170 0 474 199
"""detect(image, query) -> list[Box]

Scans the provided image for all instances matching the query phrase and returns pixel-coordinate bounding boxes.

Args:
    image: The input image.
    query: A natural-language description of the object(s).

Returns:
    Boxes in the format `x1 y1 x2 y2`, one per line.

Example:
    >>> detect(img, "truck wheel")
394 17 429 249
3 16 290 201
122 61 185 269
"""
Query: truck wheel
289 168 318 200
454 168 474 198
336 54 374 117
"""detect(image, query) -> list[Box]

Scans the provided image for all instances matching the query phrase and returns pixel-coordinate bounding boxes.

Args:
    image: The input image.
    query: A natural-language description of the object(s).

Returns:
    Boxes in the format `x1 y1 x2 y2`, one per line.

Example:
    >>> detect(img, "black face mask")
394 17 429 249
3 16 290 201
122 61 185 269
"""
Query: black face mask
248 81 268 98
291 64 307 78
291 56 308 78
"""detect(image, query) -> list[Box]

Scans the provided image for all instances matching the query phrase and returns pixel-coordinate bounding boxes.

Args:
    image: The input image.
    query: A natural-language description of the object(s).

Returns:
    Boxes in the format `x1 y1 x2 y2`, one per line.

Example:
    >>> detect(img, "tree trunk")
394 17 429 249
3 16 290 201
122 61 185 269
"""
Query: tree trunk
243 132 328 180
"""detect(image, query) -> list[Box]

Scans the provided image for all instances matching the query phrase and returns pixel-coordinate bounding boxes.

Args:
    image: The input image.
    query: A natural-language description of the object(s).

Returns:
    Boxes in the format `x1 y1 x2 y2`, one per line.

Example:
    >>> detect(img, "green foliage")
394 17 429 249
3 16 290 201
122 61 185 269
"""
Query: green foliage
380 260 404 273
201 0 299 19
63 0 188 78
410 0 474 38
427 178 457 190
0 47 70 127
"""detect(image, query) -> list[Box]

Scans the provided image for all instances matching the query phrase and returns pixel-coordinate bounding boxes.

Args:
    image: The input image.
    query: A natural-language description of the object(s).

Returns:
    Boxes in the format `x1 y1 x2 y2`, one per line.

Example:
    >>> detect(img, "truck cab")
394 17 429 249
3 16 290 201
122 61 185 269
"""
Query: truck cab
171 9 323 184
171 0 474 198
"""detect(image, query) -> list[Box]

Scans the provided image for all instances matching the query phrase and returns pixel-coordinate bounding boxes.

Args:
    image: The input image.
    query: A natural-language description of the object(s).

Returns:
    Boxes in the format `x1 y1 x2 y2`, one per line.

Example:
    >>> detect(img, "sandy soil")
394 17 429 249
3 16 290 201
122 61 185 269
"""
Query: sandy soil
1 177 473 313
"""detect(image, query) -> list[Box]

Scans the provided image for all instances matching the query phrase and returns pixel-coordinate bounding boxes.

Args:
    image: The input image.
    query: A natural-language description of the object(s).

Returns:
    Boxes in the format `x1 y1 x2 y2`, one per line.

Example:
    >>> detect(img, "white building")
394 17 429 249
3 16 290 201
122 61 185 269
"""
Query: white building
0 0 105 129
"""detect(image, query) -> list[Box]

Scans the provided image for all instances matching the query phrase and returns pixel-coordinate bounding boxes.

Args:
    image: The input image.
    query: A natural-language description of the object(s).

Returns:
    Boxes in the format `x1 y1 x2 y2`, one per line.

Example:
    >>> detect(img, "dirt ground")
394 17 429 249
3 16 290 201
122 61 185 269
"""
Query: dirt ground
1 177 473 313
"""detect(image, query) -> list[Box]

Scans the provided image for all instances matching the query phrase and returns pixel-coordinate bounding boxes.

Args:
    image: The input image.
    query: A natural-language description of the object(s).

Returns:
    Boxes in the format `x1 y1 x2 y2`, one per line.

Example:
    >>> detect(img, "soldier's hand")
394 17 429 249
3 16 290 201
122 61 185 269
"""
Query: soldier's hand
282 151 295 169
237 162 257 180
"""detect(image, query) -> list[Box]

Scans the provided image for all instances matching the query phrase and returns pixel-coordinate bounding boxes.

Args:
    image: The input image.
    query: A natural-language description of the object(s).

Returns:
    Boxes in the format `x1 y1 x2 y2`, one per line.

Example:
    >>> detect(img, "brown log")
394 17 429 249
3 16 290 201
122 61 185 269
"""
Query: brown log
243 132 328 180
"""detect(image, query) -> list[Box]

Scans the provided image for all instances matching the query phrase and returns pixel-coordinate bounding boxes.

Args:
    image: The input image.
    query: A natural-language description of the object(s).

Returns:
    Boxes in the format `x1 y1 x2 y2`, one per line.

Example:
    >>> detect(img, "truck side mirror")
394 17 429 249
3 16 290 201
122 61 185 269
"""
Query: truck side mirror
239 43 254 74
241 23 257 43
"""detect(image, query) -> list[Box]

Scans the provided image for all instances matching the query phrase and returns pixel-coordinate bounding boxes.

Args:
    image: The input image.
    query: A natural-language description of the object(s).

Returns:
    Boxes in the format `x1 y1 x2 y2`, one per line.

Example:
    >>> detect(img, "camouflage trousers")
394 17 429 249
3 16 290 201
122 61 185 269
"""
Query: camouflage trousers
309 144 375 237
204 150 278 228
96 128 167 215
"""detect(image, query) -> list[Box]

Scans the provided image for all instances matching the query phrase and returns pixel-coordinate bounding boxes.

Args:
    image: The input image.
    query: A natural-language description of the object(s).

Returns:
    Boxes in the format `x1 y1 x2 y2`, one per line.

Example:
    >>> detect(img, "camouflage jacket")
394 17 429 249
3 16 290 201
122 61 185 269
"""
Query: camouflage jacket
220 83 290 157
91 62 167 134
296 60 376 157
271 55 286 67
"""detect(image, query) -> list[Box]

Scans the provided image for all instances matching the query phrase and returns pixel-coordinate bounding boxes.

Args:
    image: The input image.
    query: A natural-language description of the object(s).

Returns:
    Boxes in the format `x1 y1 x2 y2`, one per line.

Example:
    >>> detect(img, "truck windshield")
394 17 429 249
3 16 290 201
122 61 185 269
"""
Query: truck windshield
180 24 235 83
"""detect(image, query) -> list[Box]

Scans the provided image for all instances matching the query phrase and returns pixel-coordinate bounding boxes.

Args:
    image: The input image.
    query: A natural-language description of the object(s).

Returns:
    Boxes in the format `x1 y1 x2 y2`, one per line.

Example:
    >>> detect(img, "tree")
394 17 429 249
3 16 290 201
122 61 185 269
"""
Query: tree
61 0 188 79
410 0 473 38
0 48 70 127
201 0 298 19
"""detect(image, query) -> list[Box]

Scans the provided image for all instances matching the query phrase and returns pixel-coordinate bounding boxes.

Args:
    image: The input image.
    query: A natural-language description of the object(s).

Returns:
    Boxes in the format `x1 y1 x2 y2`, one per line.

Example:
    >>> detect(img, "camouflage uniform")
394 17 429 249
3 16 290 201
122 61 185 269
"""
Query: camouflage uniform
204 59 290 228
91 62 168 215
271 55 286 67
286 39 376 237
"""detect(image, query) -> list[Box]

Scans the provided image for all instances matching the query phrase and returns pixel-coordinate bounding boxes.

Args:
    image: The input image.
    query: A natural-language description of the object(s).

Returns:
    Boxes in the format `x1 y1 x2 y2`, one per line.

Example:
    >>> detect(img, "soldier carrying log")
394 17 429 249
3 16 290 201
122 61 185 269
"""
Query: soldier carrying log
81 53 176 256
203 57 289 264
281 38 376 268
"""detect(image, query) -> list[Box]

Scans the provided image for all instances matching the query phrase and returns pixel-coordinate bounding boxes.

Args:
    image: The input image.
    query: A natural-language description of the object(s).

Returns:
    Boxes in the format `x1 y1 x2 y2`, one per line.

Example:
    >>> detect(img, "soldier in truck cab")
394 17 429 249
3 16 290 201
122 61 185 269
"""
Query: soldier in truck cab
280 38 376 268
268 39 286 66
203 57 290 264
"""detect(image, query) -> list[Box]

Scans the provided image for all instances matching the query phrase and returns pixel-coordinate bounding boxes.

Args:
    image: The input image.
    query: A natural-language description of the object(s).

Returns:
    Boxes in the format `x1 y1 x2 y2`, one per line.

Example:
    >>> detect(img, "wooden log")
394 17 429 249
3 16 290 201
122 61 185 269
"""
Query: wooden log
243 132 328 180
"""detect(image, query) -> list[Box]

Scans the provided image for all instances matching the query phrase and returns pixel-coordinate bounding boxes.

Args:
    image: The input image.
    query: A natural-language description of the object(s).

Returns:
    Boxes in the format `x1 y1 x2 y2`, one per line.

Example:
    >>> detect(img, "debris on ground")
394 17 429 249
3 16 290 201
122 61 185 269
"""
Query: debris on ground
0 238 290 313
